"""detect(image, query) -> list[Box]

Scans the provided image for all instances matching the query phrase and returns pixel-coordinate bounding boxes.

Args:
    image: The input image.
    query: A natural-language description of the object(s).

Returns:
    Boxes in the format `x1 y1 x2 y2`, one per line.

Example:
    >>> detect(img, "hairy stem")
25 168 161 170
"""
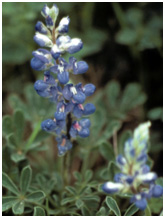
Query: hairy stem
25 120 42 151
113 130 118 156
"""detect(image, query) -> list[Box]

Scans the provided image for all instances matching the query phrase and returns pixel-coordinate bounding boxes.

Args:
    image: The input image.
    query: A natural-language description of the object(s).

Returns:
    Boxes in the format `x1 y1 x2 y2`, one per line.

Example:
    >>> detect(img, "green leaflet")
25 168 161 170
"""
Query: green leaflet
106 196 121 216
20 165 32 194
2 172 20 195
12 200 24 215
124 204 139 216
2 196 19 212
33 206 46 216
26 191 46 202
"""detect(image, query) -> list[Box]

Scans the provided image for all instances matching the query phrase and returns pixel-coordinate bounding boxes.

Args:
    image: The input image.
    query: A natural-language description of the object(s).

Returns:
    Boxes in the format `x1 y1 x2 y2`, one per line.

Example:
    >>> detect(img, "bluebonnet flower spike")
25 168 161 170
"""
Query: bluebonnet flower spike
102 122 163 210
31 4 96 156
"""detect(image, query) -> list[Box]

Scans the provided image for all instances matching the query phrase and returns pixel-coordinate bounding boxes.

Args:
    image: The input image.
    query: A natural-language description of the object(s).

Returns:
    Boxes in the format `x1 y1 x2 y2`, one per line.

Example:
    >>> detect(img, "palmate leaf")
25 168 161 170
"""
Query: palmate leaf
2 172 20 195
20 165 32 194
2 196 19 212
33 206 46 216
120 83 147 112
106 196 121 216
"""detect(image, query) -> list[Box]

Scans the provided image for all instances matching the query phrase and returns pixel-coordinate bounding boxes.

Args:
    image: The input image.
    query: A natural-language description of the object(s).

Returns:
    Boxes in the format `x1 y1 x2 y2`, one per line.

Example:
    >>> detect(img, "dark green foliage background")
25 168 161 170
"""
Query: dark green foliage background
2 2 163 216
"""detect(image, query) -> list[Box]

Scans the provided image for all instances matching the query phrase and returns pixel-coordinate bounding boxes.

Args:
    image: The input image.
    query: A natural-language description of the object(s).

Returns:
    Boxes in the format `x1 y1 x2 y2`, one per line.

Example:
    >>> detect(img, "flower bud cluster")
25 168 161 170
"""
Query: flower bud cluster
31 4 96 156
102 122 163 210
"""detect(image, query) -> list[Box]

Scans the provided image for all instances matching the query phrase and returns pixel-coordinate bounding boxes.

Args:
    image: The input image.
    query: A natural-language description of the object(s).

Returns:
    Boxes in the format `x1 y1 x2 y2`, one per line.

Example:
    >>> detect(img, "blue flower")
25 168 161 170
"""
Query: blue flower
31 49 52 71
50 59 69 84
70 119 90 138
33 33 53 47
131 194 147 211
51 45 61 60
102 182 124 194
83 84 96 96
83 103 96 115
151 185 163 198
35 21 48 34
73 60 89 74
56 135 72 156
58 16 70 33
41 119 56 132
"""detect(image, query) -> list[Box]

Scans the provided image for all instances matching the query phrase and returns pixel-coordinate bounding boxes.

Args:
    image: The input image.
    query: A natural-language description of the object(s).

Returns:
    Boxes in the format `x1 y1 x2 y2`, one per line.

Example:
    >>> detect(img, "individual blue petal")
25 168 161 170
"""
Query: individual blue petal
141 165 150 174
135 198 147 211
84 84 96 96
151 185 163 198
31 57 46 71
62 84 73 100
33 33 53 47
65 102 74 113
114 173 124 183
41 4 50 17
73 61 88 74
58 16 70 33
73 92 86 104
67 38 83 54
44 71 56 84
69 125 78 138
46 15 54 28
41 119 56 131
83 103 96 115
136 153 148 163
51 45 61 60
78 128 90 138
56 35 71 47
79 118 91 128
116 154 127 166
58 71 69 84
73 105 83 118
35 21 48 34
125 176 134 184
54 112 66 121
34 80 48 90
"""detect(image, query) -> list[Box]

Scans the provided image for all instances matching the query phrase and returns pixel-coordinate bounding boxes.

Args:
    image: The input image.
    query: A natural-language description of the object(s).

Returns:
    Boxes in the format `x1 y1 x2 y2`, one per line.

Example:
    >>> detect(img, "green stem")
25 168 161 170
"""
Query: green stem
81 150 90 177
25 120 42 151
113 130 118 156
45 198 50 216
64 151 71 186
111 2 127 28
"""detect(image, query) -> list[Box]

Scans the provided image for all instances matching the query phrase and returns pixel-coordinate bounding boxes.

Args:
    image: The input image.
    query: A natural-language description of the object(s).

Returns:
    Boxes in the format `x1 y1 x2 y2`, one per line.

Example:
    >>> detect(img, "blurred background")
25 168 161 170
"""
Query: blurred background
2 2 163 176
